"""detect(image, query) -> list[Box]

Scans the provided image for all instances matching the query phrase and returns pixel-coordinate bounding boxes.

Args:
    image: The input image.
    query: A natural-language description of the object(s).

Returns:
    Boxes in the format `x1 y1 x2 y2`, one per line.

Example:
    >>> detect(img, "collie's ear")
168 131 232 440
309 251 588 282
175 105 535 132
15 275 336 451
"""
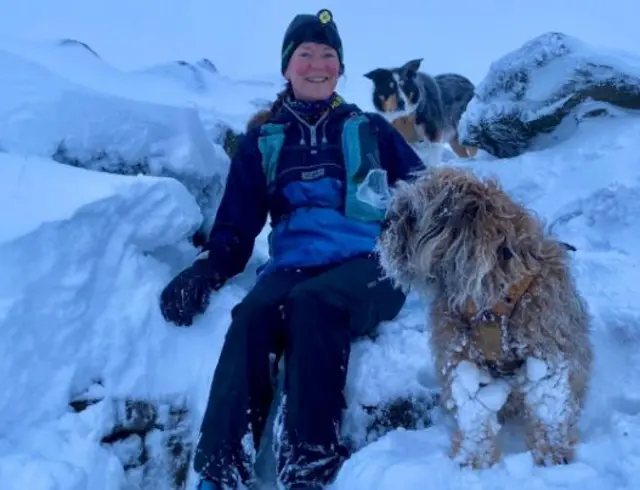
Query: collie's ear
402 58 423 74
363 68 387 82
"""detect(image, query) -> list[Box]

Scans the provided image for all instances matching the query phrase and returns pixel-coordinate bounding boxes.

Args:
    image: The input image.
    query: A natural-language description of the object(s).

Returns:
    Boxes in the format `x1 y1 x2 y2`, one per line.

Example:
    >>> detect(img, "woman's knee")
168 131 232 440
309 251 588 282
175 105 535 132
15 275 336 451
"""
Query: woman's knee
284 283 340 320
226 292 284 346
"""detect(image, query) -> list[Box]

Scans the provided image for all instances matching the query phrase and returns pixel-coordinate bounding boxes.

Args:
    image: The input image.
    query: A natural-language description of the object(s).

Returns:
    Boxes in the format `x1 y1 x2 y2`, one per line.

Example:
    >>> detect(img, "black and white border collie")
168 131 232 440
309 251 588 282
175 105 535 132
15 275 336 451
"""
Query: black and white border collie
364 58 477 159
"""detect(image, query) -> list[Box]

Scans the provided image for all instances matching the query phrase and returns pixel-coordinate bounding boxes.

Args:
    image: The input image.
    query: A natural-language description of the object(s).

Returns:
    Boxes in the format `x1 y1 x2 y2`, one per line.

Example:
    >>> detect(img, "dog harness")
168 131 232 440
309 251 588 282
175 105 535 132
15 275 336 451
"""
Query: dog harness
463 274 536 376
256 111 386 224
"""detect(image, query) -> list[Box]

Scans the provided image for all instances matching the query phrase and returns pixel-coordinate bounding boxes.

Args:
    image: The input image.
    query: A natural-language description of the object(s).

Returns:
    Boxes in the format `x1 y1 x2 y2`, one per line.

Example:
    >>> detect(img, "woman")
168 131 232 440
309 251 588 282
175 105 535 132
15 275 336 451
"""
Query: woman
160 9 424 490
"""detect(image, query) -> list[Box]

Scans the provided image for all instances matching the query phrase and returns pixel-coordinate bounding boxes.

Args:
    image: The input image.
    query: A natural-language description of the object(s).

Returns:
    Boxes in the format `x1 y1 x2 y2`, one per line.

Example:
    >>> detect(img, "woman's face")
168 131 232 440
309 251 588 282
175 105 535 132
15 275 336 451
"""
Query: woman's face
285 42 340 101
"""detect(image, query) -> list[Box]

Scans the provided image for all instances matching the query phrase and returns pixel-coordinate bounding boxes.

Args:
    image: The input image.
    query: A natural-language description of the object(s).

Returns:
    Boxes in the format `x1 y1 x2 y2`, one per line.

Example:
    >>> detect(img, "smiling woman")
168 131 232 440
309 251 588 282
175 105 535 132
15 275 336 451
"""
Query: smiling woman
285 42 341 100
280 8 344 101
159 8 428 490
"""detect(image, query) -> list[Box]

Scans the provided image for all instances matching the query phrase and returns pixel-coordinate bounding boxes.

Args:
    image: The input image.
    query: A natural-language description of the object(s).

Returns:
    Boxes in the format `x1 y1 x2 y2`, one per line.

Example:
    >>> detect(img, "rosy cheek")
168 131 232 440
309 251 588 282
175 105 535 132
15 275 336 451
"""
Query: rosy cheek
294 63 312 76
324 62 339 77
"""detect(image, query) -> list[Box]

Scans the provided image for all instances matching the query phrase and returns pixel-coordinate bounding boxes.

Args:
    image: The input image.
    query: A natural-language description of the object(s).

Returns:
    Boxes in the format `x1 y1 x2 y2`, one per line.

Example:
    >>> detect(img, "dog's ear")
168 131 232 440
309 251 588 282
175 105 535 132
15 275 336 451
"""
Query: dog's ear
363 68 387 82
402 58 423 74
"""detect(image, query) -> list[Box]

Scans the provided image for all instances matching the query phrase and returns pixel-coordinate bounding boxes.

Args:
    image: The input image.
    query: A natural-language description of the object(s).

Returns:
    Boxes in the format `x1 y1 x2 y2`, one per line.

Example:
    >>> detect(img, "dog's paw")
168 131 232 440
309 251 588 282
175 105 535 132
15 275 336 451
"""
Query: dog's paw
525 357 549 382
450 428 501 470
450 361 510 412
532 446 574 467
451 360 483 399
525 418 578 467
476 379 511 413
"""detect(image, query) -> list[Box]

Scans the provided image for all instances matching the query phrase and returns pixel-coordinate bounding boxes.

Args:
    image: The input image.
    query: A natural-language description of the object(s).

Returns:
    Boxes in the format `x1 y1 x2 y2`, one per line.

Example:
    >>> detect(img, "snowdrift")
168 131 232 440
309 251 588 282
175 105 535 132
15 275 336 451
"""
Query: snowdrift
1 31 640 490
0 153 204 490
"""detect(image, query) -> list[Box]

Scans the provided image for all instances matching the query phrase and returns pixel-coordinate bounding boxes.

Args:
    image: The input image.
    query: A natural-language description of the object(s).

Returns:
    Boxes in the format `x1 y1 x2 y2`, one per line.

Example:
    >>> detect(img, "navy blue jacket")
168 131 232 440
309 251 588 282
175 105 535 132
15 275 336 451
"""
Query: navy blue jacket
203 99 424 281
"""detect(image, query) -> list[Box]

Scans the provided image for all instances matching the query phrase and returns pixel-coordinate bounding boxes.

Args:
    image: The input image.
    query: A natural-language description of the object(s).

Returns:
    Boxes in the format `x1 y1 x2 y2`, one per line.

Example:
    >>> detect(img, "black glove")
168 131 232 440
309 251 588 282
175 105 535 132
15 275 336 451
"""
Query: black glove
159 256 226 327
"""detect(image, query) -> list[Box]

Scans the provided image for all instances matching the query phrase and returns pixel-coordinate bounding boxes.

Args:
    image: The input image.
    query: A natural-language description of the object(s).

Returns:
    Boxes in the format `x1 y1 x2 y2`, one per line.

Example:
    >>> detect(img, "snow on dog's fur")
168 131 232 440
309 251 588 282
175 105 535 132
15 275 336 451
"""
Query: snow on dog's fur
376 166 593 469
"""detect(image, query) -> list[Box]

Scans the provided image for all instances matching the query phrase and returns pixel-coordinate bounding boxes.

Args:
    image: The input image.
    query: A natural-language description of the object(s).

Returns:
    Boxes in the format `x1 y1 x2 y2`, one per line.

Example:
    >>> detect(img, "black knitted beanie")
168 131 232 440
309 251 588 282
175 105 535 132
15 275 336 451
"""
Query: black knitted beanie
280 9 344 75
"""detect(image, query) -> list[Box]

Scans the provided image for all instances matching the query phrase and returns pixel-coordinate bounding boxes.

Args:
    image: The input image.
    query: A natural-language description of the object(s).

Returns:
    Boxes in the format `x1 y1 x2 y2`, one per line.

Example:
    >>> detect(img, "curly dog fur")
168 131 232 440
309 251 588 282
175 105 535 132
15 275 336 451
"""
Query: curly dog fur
376 166 593 469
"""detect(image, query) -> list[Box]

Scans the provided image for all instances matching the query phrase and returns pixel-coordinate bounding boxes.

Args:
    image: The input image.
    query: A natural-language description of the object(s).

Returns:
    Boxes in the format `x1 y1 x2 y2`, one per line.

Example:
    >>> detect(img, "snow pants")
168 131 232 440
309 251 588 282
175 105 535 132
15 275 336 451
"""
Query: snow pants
193 254 406 489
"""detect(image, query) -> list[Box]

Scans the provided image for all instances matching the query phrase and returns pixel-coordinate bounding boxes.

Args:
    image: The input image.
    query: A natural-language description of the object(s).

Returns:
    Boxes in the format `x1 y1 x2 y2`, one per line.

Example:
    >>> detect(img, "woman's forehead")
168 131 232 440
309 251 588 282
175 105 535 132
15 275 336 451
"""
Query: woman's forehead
296 42 336 52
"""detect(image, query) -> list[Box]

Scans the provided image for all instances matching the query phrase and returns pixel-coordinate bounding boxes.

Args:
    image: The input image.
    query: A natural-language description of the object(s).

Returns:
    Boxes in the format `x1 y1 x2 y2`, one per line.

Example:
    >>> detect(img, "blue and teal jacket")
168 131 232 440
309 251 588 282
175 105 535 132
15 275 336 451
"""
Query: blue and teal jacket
202 93 424 280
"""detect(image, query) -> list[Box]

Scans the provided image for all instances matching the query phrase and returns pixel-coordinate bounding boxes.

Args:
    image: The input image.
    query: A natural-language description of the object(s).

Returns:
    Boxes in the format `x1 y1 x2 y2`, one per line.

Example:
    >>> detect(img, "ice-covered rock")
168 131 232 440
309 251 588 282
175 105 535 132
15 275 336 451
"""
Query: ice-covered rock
0 46 229 231
459 32 640 158
57 38 101 58
134 59 218 94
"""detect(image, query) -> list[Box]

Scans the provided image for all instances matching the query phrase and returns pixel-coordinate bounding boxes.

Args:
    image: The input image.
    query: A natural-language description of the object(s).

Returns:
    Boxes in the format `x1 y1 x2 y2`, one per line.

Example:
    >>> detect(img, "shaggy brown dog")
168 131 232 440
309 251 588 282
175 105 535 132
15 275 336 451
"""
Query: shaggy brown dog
376 166 593 469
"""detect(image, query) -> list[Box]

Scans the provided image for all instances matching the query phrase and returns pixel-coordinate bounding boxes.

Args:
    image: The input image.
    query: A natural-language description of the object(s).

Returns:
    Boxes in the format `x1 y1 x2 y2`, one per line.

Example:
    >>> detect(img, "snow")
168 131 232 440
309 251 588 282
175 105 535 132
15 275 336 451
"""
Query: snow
1 8 640 490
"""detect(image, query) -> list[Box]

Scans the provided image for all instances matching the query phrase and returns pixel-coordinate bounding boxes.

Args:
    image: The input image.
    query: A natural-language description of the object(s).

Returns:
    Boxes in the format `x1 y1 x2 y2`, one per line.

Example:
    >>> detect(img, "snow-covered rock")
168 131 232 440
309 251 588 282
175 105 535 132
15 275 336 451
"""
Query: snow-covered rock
459 32 640 158
57 38 101 58
0 154 202 426
341 299 440 452
134 59 218 94
0 43 229 234
0 153 205 490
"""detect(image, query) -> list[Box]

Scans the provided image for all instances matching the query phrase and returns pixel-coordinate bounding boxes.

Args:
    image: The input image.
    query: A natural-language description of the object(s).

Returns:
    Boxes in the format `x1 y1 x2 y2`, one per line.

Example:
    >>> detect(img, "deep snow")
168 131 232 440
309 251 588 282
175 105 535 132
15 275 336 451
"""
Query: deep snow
1 24 640 490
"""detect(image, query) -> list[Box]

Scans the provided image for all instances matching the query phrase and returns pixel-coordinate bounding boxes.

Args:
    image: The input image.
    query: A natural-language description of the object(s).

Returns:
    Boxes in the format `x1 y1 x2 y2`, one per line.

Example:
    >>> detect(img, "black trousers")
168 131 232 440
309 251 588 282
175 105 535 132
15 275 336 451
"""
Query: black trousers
192 254 406 489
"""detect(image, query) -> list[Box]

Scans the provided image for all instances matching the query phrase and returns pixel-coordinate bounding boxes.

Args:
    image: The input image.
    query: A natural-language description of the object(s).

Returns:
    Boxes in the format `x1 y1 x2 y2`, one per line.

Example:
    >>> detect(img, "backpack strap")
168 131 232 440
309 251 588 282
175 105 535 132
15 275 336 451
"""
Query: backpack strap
257 122 288 188
341 112 385 223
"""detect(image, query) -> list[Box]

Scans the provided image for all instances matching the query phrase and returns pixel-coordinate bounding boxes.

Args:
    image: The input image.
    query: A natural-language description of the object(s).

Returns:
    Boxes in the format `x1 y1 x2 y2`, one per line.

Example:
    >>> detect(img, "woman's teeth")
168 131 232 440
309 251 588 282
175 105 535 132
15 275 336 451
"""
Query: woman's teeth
305 77 328 83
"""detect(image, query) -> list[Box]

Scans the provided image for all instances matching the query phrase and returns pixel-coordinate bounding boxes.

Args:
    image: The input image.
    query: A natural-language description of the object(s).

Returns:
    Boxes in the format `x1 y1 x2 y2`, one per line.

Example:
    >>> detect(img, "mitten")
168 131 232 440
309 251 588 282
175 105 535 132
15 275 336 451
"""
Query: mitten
159 255 226 327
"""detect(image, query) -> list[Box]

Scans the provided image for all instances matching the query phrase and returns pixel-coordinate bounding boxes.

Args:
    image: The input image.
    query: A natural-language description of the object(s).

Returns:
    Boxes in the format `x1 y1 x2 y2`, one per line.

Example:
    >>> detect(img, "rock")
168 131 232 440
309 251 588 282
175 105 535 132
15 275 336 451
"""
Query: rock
0 46 229 239
359 393 439 448
69 392 194 490
459 32 640 158
340 316 441 452
58 38 101 58
51 141 225 238
136 59 218 94
194 58 218 74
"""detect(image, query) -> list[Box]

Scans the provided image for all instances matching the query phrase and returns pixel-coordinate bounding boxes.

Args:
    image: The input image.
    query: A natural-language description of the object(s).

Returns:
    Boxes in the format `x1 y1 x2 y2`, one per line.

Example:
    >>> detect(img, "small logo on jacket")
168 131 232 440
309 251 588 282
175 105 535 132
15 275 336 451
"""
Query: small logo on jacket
301 168 325 180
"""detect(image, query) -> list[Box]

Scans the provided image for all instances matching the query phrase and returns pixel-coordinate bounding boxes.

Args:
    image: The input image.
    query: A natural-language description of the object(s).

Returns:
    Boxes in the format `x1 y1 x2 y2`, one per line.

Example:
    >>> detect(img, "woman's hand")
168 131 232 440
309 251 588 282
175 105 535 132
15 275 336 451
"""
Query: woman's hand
159 258 225 327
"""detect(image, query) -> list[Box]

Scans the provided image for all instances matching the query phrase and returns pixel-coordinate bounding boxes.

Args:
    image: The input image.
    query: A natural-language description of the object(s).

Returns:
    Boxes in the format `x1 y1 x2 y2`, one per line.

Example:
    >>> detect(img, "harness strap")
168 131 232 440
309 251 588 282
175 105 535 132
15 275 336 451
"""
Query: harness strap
463 274 536 363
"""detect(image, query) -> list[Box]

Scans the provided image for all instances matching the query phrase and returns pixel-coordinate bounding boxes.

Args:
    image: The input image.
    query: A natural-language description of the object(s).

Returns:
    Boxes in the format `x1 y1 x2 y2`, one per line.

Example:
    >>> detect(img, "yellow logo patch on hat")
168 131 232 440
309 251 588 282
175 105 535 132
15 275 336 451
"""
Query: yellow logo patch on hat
317 9 333 24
